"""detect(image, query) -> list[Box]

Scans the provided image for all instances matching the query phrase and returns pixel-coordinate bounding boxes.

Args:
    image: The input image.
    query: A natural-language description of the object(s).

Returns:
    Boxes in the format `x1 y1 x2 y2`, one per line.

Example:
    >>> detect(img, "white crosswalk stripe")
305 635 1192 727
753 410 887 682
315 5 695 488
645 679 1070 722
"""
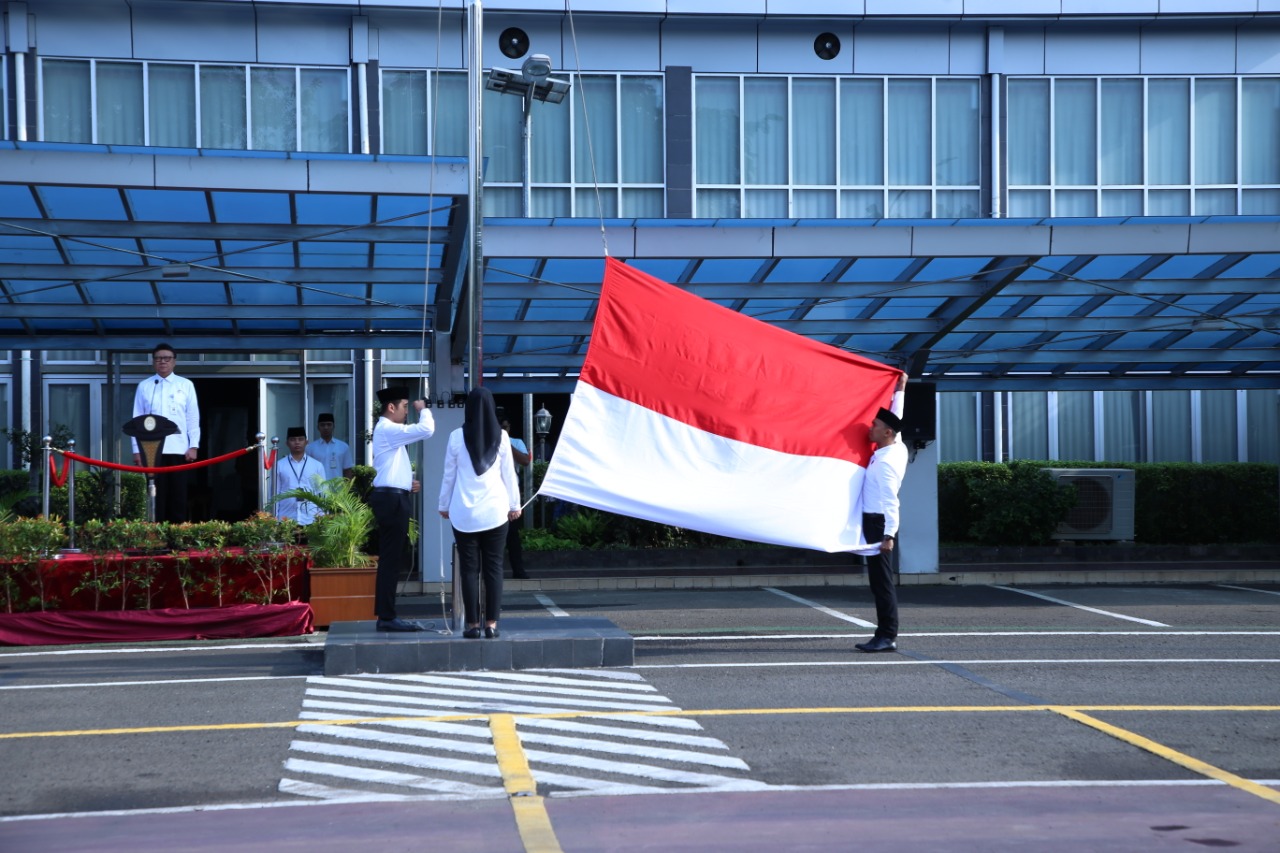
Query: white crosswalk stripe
278 670 760 800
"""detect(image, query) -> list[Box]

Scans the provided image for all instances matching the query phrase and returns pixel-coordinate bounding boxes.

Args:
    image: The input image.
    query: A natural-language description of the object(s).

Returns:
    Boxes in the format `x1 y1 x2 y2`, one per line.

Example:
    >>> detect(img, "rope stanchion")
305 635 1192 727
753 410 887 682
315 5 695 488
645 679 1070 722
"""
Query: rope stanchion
48 453 71 488
56 445 256 475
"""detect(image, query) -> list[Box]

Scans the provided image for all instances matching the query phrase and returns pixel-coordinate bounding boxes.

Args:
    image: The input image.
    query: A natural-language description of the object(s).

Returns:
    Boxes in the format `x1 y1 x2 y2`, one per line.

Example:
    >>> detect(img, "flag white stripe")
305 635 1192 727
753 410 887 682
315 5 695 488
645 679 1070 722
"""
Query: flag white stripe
543 385 867 553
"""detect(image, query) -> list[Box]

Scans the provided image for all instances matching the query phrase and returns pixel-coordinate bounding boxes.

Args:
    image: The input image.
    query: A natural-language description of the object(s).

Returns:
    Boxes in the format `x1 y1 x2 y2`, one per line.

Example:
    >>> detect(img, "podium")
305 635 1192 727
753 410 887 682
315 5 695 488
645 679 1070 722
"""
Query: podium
122 414 179 522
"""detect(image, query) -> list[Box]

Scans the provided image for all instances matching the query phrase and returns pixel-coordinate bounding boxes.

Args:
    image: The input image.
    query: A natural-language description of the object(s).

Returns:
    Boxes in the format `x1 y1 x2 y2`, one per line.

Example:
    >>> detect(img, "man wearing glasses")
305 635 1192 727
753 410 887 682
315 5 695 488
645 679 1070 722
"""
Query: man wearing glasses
131 343 201 522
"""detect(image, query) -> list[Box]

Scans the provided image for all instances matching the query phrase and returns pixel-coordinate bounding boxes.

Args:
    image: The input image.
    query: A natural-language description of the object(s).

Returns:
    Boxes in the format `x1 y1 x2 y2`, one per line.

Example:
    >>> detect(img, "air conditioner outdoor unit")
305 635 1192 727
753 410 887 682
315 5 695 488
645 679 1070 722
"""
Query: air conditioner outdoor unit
1043 468 1136 541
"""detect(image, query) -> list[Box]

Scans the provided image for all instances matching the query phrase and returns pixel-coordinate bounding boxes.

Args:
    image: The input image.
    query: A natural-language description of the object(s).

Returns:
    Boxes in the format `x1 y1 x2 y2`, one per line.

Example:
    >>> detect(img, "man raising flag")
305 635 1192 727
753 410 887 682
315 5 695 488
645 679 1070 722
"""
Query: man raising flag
540 257 905 555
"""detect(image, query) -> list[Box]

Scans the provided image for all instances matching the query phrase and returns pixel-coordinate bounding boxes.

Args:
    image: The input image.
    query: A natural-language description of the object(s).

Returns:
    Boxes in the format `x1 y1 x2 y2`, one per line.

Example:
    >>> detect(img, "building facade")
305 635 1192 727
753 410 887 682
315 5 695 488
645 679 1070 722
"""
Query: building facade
3 0 1278 501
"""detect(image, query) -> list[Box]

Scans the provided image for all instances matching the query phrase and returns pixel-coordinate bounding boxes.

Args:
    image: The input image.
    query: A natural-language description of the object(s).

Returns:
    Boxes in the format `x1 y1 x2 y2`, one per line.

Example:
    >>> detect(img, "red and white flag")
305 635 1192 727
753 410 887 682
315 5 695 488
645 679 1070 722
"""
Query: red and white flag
540 257 902 553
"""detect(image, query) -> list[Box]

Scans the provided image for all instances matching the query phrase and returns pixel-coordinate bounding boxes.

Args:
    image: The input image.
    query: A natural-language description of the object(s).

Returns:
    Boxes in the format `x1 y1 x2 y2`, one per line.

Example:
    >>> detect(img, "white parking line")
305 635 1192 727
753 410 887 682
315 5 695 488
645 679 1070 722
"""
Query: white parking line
990 585 1170 626
629 658 1280 669
1216 584 1280 597
764 587 876 628
632 630 1280 641
534 593 570 616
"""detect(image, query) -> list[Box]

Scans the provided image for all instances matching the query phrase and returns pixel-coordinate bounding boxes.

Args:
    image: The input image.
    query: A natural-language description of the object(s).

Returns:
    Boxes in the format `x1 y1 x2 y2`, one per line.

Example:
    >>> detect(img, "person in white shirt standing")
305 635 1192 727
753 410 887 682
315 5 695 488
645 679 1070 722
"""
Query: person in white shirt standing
131 342 201 523
855 373 908 653
306 413 354 480
439 388 522 639
369 386 435 632
274 427 324 526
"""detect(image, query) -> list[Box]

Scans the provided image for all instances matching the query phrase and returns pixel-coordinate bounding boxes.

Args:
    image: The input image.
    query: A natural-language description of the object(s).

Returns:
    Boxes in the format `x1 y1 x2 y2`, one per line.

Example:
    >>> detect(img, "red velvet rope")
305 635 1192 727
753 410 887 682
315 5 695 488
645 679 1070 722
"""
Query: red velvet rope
48 453 72 487
263 448 277 470
58 445 255 474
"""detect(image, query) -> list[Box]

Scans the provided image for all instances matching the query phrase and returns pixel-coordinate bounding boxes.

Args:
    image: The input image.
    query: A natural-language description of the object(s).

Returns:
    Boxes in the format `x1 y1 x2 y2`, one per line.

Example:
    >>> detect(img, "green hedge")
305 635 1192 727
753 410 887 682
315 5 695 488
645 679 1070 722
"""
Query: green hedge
940 461 1280 546
1 469 147 522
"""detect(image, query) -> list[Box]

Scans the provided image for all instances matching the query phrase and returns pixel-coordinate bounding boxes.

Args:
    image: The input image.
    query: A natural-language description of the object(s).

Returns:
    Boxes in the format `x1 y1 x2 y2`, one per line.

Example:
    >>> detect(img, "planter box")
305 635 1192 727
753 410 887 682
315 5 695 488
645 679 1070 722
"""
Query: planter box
308 563 377 628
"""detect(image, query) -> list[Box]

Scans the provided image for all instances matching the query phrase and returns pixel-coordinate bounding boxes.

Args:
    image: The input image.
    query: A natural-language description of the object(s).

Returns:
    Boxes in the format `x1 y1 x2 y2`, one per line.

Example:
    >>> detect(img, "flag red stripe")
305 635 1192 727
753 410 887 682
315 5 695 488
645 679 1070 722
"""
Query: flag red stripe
579 257 900 466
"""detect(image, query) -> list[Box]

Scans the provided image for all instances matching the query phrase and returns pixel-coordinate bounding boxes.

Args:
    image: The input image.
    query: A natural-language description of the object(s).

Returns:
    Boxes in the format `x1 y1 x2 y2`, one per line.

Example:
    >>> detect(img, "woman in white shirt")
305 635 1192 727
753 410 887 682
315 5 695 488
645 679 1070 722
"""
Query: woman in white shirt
438 387 522 638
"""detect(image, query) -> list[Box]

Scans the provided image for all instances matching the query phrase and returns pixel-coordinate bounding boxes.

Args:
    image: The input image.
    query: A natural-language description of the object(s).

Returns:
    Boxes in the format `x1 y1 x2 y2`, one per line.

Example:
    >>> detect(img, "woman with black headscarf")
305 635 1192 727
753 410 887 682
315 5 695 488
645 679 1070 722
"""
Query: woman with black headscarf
438 387 523 638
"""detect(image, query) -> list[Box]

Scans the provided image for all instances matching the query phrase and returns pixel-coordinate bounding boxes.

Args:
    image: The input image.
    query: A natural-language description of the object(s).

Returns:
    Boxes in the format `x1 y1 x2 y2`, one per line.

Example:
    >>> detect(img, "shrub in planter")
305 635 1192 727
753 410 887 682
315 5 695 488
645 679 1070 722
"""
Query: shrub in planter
273 478 374 568
965 462 1077 546
0 516 66 612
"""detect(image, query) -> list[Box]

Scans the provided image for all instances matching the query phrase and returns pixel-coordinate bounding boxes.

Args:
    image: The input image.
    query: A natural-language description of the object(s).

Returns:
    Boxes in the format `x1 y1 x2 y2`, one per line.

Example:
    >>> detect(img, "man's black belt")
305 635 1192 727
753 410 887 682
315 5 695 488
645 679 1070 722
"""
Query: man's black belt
371 486 410 494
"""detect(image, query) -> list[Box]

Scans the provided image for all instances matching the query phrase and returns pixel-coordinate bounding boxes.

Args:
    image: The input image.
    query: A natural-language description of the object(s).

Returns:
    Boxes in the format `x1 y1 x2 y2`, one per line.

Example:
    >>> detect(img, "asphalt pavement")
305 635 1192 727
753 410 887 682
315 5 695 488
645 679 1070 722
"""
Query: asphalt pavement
1 576 1278 852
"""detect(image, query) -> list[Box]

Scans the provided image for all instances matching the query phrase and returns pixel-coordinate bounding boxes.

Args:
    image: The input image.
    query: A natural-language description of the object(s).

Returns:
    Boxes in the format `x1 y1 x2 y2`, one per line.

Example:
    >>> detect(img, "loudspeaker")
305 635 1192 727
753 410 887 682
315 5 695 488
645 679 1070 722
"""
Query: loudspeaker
901 382 936 443
499 27 530 59
814 32 841 60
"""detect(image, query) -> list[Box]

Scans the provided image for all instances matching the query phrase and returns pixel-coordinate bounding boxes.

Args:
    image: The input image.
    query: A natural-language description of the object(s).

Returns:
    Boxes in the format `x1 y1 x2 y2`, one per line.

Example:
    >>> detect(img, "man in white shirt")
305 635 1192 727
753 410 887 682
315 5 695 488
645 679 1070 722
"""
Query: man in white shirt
131 342 201 523
306 413 354 479
274 427 324 526
855 374 908 653
369 386 435 632
500 418 531 579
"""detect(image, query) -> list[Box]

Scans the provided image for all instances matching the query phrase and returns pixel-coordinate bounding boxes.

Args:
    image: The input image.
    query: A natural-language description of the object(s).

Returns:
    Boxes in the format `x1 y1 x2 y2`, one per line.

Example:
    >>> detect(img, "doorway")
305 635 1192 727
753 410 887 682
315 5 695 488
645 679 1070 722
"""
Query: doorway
191 377 261 522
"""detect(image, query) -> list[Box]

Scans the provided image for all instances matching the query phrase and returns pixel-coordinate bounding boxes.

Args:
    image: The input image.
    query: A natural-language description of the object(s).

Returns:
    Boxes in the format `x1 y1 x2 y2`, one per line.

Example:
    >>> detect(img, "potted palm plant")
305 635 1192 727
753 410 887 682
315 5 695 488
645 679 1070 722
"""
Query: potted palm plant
272 477 376 627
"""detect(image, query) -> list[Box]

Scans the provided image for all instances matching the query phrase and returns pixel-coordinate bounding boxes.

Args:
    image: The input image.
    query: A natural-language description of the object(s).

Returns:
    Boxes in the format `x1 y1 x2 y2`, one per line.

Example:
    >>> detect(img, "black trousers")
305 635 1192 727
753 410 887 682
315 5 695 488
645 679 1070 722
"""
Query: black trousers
369 489 411 621
455 523 507 626
862 512 898 641
505 519 525 576
155 453 190 523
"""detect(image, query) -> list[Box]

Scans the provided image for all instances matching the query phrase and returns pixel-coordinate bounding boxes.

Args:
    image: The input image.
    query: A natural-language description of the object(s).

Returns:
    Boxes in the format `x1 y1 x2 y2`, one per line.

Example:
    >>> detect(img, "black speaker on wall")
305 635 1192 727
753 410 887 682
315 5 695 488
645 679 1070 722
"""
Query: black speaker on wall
901 382 937 444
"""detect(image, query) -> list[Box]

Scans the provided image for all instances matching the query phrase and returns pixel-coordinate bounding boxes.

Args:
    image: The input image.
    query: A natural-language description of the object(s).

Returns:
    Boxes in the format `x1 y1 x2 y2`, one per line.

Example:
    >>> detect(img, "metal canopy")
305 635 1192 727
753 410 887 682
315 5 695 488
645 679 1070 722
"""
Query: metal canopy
0 142 468 352
481 217 1280 393
3 144 1277 392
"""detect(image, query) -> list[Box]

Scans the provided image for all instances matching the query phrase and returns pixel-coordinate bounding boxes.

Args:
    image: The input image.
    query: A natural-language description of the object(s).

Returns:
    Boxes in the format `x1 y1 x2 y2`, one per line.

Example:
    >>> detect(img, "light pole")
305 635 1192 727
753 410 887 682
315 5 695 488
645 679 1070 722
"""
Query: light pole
484 53 571 216
487 54 569 525
534 403 552 528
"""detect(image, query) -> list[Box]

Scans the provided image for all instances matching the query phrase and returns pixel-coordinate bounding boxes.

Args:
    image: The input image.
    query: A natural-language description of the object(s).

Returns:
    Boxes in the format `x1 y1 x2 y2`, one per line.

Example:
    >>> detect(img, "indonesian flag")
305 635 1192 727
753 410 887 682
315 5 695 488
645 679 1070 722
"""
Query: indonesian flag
540 257 902 553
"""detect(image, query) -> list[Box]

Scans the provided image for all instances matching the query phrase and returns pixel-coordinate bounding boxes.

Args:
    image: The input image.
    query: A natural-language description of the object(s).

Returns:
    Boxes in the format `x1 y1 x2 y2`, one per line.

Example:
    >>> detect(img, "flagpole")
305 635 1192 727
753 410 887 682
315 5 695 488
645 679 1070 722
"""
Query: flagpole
466 0 484 392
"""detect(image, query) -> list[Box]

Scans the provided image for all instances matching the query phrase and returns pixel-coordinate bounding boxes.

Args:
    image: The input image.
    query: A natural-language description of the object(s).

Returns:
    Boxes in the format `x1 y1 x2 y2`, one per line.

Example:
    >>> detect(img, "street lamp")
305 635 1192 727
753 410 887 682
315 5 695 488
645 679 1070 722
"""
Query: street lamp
534 404 552 463
484 53 571 217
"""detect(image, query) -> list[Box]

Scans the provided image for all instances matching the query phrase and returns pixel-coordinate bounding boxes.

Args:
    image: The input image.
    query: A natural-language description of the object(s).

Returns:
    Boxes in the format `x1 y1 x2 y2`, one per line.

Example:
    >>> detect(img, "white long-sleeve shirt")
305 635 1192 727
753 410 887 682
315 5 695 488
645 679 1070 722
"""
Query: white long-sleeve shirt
274 454 325 525
370 411 436 490
438 428 521 534
131 373 200 455
860 389 907 544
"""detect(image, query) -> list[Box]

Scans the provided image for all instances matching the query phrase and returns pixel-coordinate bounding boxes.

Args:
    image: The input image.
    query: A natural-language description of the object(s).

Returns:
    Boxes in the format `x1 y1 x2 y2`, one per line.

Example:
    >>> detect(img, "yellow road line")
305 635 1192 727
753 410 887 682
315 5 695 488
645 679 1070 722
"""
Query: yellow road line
3 705 1278 741
490 714 564 853
1053 708 1280 806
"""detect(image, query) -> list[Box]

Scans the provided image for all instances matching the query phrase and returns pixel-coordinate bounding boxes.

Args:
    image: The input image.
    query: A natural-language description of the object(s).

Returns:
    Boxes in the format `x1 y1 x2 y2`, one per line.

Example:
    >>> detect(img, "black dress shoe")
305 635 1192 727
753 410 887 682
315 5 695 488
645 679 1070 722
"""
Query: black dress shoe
485 625 500 639
854 637 897 653
463 626 482 639
376 618 423 633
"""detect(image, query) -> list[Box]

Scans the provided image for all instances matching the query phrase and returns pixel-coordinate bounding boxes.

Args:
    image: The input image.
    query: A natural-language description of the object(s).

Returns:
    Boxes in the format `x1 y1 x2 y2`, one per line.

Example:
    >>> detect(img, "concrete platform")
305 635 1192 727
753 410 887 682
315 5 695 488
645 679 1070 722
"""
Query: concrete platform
323 615 634 675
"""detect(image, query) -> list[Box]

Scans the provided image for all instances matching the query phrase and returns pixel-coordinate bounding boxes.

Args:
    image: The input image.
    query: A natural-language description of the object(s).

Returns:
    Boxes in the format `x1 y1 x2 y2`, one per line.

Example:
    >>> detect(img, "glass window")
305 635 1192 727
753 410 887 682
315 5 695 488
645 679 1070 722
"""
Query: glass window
479 72 660 217
1008 79 1049 186
1151 390 1192 462
300 68 348 153
1242 78 1280 185
1102 390 1141 462
42 59 92 143
201 65 247 150
1101 79 1142 185
150 63 196 147
939 391 978 462
1199 389 1237 463
697 74 979 218
1055 79 1096 186
1010 391 1048 460
841 79 883 186
791 78 834 185
251 67 297 151
1194 79 1236 185
1057 391 1094 461
1245 389 1278 463
1148 79 1190 186
97 61 144 145
47 384 92 459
